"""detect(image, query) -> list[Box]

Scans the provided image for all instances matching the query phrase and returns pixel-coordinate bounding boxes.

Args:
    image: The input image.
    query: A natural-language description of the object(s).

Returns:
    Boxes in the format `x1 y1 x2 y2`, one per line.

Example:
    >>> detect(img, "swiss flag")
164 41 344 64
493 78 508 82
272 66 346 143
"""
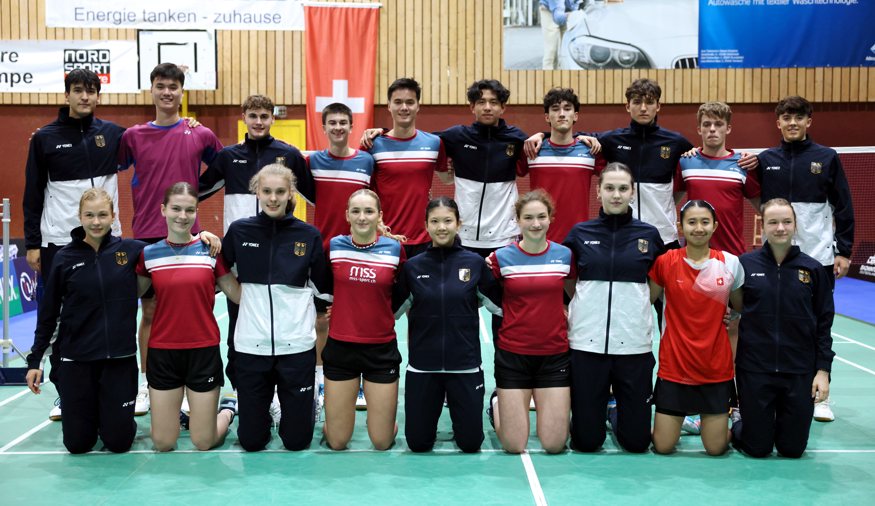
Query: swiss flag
304 4 380 151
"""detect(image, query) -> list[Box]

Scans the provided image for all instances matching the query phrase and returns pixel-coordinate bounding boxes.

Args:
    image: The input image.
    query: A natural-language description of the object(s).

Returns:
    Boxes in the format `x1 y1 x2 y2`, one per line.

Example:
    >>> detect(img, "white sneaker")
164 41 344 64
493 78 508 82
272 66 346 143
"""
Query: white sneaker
681 415 702 435
180 393 190 416
134 381 150 416
49 397 62 421
814 398 835 422
269 392 282 427
730 407 742 425
355 386 367 410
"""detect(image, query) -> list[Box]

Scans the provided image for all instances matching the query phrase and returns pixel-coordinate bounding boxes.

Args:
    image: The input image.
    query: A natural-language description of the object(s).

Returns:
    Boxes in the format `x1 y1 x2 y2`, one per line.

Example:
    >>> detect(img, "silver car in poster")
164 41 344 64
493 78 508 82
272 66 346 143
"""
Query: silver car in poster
559 0 698 70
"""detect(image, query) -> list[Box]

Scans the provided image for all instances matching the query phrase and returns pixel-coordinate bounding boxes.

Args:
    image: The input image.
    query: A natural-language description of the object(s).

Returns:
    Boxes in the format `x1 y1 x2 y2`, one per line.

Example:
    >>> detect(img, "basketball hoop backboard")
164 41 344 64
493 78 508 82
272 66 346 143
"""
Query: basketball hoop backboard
138 30 217 90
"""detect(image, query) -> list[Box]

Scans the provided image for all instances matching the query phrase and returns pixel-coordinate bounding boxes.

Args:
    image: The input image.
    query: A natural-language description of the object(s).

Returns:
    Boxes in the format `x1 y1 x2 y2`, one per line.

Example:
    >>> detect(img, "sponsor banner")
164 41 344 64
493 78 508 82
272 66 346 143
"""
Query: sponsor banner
0 40 138 93
304 3 380 151
0 260 23 320
14 258 38 315
853 252 875 282
700 0 875 68
45 0 304 31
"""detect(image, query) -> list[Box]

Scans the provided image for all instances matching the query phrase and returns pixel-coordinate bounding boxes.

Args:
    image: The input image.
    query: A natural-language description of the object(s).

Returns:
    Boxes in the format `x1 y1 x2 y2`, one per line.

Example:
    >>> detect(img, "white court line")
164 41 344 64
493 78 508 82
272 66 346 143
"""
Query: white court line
520 451 548 506
1 447 875 456
216 311 229 322
0 447 515 456
0 419 52 453
479 311 491 344
0 388 30 408
832 332 875 353
834 356 875 377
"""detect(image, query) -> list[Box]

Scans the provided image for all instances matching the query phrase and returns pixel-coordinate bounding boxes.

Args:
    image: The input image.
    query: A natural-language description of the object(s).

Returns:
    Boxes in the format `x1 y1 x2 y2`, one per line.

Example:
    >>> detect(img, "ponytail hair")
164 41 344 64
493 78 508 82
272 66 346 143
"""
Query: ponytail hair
347 188 406 243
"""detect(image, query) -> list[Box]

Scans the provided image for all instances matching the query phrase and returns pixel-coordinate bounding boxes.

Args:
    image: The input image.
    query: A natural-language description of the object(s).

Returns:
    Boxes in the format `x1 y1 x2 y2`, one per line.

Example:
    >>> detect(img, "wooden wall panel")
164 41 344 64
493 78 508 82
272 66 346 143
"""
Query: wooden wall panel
1 0 873 106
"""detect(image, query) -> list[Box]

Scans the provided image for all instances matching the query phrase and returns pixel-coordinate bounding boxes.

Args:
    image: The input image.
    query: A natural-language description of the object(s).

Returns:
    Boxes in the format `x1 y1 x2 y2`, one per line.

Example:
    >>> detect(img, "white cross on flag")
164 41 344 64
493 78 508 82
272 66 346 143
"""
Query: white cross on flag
305 4 380 151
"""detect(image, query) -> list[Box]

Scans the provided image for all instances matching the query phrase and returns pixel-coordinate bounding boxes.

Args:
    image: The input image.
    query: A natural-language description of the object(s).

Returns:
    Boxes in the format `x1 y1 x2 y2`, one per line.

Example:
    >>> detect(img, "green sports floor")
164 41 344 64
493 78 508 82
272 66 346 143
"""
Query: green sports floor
1 296 874 505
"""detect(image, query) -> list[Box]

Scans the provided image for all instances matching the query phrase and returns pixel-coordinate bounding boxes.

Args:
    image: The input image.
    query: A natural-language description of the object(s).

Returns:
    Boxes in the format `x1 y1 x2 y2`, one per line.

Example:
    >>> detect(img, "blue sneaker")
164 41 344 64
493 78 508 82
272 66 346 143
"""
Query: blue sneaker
606 396 617 432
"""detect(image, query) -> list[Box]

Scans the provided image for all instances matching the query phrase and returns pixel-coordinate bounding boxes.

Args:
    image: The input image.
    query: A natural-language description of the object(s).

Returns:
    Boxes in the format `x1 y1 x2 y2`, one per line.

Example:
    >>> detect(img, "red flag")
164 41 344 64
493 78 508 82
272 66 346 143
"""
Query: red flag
305 4 379 151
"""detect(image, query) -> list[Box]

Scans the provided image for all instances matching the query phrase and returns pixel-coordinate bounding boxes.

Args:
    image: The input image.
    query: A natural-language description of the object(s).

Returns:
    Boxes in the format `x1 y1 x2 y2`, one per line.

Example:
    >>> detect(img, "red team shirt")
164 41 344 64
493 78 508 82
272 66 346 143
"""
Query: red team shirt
649 248 744 385
489 241 575 355
328 235 406 344
305 149 375 251
676 149 761 255
136 239 230 349
367 131 448 246
518 139 600 243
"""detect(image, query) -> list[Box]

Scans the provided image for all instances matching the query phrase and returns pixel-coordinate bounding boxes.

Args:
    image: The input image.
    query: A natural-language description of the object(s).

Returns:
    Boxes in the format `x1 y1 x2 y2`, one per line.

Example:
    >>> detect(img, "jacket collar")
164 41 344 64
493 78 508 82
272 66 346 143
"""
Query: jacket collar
779 136 813 152
471 118 509 136
70 226 116 250
598 207 633 228
761 240 802 264
255 210 297 225
243 133 275 150
58 107 94 130
629 118 660 135
426 236 465 254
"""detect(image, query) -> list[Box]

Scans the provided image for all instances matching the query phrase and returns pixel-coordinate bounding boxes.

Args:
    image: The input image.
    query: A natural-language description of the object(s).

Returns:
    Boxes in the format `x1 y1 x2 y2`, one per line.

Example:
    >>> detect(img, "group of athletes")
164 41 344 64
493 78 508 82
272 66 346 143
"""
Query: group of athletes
21 63 853 459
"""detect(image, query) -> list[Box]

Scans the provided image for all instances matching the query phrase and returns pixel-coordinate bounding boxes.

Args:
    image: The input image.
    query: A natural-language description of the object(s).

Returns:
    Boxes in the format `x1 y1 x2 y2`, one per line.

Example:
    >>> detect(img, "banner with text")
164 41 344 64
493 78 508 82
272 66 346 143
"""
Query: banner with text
45 0 304 31
304 4 380 151
699 0 875 68
0 40 138 93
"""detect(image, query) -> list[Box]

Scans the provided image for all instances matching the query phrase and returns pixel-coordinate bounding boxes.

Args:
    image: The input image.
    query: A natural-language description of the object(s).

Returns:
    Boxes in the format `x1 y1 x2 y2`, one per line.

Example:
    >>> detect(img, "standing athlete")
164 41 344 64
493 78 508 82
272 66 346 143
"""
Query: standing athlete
118 62 224 415
755 96 853 423
23 69 125 422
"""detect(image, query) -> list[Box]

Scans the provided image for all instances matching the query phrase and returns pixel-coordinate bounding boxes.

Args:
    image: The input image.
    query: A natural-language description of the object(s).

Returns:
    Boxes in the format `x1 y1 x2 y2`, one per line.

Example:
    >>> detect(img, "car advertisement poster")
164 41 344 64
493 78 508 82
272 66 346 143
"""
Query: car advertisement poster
503 0 874 70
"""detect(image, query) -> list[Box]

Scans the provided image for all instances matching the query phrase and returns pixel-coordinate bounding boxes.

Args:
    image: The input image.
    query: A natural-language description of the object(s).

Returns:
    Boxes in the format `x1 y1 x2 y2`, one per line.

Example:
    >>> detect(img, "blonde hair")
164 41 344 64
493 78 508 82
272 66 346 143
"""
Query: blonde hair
347 189 406 242
760 198 797 223
697 101 732 125
250 163 297 215
78 188 114 216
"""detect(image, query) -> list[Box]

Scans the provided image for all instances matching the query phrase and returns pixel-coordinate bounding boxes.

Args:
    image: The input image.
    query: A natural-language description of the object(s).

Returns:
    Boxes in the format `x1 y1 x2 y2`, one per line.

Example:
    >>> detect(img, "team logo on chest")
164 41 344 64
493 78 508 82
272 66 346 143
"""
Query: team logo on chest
115 251 128 265
810 162 822 175
276 156 286 165
458 268 471 282
660 146 671 159
95 135 106 148
798 269 811 284
716 277 724 286
505 144 515 157
294 242 307 256
638 239 649 253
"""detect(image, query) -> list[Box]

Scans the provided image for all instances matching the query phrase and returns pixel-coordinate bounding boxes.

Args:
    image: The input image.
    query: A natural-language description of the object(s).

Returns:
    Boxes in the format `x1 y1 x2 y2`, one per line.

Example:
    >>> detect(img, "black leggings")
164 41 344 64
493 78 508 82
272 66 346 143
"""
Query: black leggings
58 357 138 454
234 349 316 452
404 369 485 453
569 350 655 453
732 370 815 458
